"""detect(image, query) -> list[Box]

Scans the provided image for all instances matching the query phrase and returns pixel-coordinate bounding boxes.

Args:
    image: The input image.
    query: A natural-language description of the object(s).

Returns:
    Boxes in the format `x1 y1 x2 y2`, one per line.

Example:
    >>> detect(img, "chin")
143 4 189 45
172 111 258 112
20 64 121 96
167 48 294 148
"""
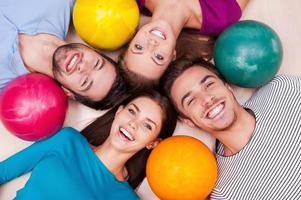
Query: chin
215 118 235 131
206 116 235 132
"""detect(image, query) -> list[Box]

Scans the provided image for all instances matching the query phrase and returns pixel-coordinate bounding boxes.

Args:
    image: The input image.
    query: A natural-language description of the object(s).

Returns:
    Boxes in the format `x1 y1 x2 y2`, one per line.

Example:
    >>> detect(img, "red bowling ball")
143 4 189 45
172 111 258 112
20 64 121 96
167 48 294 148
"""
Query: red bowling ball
0 73 68 141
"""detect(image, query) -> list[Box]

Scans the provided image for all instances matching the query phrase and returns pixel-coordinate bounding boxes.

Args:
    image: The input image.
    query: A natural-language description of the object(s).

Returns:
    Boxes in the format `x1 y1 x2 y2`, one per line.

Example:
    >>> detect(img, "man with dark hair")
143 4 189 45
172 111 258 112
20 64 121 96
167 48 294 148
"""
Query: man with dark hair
161 56 301 199
0 0 127 110
52 43 128 110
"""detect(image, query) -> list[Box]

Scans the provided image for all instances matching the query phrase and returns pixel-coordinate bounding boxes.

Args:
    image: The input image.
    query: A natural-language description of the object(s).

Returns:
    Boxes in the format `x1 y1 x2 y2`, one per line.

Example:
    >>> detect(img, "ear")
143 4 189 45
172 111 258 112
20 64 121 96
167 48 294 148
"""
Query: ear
61 87 75 100
179 116 195 128
146 138 162 150
172 50 177 61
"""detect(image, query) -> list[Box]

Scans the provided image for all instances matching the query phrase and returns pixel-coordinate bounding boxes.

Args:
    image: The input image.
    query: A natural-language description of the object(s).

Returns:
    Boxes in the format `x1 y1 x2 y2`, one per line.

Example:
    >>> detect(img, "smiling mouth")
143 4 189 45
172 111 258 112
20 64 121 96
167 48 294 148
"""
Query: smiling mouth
206 102 225 119
119 127 134 141
65 53 80 74
149 29 166 40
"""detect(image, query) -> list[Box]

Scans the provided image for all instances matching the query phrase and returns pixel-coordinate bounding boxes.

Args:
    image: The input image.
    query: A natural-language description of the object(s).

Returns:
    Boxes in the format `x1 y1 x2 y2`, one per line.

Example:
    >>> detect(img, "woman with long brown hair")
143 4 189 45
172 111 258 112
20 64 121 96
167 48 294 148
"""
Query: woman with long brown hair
118 0 249 89
0 90 177 199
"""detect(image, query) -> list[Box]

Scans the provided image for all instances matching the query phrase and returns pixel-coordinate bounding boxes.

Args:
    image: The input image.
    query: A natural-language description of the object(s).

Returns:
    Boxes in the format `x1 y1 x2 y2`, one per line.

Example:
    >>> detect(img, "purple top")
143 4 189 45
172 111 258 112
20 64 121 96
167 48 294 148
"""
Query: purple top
136 0 152 16
136 0 242 36
136 0 145 11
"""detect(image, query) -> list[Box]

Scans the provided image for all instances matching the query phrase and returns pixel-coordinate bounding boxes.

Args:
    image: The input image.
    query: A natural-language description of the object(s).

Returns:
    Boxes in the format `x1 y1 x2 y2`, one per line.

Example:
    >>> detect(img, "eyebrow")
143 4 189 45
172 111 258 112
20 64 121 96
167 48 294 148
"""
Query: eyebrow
130 103 139 112
146 118 157 128
200 75 215 84
180 75 216 108
131 103 157 128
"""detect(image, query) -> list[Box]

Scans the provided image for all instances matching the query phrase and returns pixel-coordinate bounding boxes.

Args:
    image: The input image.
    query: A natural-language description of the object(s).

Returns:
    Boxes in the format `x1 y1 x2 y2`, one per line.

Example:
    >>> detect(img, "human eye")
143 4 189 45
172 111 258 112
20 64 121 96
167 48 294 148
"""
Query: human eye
154 53 164 61
134 44 143 51
187 97 195 107
128 108 136 115
206 81 214 88
143 122 152 131
81 76 89 88
94 58 104 71
80 76 93 91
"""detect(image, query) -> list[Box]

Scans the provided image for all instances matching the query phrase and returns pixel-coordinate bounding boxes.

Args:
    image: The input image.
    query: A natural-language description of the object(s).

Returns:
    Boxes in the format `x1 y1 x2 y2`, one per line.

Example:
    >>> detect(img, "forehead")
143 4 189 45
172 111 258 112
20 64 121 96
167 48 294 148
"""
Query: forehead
129 97 163 119
171 66 217 94
81 46 99 55
125 51 166 80
73 44 100 57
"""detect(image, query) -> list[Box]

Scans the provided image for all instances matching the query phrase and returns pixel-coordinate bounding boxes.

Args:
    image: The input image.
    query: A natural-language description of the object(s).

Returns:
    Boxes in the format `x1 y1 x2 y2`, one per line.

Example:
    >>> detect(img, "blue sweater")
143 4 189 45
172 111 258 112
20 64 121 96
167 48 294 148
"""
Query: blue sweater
0 127 140 200
0 0 74 91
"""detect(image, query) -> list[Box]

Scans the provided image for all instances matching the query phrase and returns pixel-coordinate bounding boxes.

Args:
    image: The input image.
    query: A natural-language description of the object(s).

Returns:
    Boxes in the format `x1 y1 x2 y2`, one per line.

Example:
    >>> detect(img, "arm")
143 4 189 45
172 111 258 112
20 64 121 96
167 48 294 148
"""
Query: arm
0 10 27 91
236 0 249 10
198 0 248 36
0 143 47 184
0 128 74 184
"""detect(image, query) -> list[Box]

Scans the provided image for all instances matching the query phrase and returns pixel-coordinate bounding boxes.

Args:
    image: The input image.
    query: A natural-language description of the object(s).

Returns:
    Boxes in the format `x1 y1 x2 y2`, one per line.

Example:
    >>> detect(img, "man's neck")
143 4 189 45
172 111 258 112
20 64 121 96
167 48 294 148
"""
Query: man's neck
213 107 256 156
18 33 66 77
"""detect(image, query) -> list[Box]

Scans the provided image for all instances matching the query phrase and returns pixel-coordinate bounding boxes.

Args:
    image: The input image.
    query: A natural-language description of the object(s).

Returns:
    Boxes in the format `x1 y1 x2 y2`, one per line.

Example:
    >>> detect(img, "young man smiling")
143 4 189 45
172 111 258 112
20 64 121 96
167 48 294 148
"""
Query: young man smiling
0 0 127 110
162 56 301 199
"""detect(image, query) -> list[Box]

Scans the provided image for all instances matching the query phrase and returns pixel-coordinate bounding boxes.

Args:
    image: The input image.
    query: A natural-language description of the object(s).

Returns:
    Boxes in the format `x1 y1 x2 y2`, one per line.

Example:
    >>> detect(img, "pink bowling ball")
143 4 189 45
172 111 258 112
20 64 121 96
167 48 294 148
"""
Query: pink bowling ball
0 73 68 141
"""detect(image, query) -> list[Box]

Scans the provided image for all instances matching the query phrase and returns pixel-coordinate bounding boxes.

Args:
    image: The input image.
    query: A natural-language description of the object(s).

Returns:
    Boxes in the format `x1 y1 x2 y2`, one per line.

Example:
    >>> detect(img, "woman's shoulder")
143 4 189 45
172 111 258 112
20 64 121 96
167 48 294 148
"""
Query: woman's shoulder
46 127 86 146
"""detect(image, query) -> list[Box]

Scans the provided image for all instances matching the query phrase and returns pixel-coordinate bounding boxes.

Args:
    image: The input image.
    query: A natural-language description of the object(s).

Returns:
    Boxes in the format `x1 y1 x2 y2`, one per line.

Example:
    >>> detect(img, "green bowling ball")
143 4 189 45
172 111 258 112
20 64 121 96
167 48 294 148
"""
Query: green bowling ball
214 20 283 87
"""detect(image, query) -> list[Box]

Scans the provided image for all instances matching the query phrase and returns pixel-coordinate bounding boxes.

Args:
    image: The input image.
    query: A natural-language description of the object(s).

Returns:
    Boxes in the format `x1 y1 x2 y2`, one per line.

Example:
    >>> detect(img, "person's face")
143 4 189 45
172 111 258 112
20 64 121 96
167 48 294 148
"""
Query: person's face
124 20 177 80
109 96 163 153
171 66 239 132
53 43 116 101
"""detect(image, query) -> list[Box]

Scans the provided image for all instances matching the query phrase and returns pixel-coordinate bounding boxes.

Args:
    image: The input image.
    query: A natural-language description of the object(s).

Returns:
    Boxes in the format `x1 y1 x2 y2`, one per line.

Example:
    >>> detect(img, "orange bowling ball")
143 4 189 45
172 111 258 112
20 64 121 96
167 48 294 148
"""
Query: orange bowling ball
146 135 217 200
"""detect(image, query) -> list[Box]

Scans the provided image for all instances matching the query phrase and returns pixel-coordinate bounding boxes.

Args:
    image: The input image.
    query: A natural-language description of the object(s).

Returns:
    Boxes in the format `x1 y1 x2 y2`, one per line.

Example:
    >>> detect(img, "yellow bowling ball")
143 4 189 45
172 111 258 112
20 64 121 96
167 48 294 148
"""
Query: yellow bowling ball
73 0 140 50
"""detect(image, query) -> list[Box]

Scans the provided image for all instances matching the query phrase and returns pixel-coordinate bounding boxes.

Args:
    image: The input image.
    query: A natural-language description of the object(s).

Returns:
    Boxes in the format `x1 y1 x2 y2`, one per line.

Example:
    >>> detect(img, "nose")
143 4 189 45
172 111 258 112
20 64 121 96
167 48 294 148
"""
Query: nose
128 119 138 131
76 62 84 73
148 38 159 47
77 63 91 74
201 94 215 108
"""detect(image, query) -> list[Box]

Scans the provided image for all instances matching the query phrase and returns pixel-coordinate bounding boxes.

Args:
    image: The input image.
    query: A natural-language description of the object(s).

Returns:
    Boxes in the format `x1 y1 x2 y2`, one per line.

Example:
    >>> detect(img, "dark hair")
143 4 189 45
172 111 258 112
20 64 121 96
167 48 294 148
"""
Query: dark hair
81 90 177 188
52 43 128 110
118 56 158 91
176 30 216 61
117 31 215 91
160 55 222 112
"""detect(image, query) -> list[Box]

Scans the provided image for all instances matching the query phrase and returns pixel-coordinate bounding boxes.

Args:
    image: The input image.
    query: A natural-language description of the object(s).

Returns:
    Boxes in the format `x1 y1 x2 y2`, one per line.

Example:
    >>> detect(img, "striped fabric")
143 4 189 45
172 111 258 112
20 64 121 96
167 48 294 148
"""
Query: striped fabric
210 75 301 200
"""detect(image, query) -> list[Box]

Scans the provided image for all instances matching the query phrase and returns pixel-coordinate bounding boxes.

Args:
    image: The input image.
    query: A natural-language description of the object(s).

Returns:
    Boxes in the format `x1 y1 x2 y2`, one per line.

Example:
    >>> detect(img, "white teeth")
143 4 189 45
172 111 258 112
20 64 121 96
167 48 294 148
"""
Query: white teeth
120 128 134 141
67 55 78 71
208 104 224 119
150 29 166 40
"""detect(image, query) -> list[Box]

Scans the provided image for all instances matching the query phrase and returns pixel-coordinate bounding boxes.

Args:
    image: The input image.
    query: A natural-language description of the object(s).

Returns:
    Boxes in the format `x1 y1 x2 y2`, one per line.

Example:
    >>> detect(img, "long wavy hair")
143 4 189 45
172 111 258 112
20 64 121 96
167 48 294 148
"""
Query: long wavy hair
81 90 177 188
